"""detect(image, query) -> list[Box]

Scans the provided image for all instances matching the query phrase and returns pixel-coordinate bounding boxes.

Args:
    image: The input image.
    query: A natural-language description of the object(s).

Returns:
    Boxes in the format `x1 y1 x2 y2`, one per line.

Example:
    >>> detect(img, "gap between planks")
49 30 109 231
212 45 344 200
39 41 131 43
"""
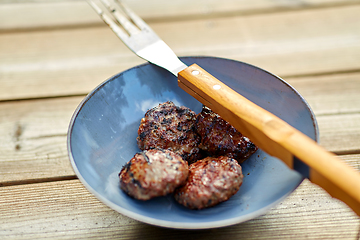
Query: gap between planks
0 175 77 187
1 153 358 188
0 178 359 239
2 5 360 101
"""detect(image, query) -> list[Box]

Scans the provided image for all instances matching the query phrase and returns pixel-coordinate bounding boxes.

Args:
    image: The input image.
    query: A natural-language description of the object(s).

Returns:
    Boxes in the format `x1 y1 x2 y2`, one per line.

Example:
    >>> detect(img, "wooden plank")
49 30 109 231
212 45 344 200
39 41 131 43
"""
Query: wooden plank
1 0 359 31
318 113 360 154
0 154 358 239
0 26 145 101
0 97 82 184
286 72 360 116
1 1 359 238
0 94 359 183
1 5 360 101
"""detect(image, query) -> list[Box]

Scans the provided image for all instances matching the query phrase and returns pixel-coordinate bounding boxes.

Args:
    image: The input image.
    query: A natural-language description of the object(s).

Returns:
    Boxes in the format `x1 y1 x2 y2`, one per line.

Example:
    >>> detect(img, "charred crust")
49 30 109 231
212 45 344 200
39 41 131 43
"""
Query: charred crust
174 156 243 209
247 141 257 151
165 153 173 160
195 105 258 163
161 118 172 125
119 148 189 200
131 178 143 189
177 107 192 117
139 131 147 140
140 151 151 163
176 122 182 131
156 148 166 153
121 160 132 173
137 101 201 162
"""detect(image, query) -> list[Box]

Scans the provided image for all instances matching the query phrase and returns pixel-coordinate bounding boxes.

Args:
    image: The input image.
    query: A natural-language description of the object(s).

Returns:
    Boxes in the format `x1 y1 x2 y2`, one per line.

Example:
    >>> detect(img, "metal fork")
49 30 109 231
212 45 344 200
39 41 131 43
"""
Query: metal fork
87 0 360 215
87 0 187 76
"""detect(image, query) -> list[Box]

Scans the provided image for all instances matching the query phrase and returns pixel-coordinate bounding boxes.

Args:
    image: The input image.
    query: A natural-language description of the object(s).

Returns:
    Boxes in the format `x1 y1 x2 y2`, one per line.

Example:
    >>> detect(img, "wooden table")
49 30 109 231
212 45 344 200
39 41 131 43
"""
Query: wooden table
1 0 360 239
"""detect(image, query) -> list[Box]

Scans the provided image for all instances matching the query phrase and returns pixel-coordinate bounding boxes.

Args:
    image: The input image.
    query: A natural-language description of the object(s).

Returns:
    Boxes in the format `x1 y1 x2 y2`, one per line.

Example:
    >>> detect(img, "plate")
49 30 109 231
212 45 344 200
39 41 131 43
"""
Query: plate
67 56 318 229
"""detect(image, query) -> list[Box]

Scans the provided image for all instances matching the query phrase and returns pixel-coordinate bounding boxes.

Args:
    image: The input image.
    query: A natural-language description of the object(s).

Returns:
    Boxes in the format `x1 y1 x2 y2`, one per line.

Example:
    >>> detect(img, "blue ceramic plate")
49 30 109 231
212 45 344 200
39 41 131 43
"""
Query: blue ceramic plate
67 56 318 229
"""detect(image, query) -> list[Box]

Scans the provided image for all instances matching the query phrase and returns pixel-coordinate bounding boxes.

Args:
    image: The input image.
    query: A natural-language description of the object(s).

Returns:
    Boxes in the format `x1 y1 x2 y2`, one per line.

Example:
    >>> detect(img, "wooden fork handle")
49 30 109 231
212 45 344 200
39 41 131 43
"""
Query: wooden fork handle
178 63 360 216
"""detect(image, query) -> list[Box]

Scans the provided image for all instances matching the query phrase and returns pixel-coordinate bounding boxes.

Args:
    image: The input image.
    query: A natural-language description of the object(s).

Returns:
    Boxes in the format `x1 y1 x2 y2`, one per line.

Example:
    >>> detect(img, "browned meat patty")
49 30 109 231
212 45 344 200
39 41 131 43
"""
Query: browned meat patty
174 156 243 209
137 101 202 164
119 149 189 200
195 106 258 164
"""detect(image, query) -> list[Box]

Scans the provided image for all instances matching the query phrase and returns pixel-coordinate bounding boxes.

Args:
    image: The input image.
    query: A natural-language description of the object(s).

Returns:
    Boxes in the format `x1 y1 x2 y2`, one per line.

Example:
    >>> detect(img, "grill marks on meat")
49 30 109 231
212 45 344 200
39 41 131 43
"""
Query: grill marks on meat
119 149 189 200
137 101 202 163
137 102 257 164
174 156 243 209
125 102 259 209
195 106 258 164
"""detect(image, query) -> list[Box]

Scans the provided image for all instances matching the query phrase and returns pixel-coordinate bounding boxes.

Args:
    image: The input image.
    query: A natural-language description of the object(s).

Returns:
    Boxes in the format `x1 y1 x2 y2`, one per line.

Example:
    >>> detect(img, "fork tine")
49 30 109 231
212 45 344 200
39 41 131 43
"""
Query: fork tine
87 0 130 41
87 0 186 75
114 0 150 31
100 0 140 35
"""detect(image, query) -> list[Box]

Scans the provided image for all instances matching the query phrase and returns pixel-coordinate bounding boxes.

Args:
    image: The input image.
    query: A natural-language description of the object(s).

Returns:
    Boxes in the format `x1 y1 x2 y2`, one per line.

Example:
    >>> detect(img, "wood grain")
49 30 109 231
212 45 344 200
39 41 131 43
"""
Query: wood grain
0 97 82 183
1 1 360 238
318 113 360 154
1 0 359 31
0 89 359 183
0 158 359 239
1 5 360 100
286 72 360 116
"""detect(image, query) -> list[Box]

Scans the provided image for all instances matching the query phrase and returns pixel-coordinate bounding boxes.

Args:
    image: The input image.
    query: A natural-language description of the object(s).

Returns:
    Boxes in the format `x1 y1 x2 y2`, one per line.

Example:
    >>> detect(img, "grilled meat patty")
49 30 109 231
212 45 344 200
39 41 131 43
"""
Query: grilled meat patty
195 106 258 164
174 156 243 209
137 101 202 163
119 149 189 200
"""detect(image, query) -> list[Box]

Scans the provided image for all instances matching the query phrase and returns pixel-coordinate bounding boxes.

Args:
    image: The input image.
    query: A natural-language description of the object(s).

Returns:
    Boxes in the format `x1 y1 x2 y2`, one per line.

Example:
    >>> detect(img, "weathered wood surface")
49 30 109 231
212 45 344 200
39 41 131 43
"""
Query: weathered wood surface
1 71 359 184
1 4 360 101
0 176 359 239
1 0 359 31
1 0 360 239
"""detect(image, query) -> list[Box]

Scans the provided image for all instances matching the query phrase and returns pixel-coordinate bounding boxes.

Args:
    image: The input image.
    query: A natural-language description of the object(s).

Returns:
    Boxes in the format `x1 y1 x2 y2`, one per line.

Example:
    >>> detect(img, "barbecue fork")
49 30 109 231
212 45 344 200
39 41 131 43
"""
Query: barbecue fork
87 0 360 216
